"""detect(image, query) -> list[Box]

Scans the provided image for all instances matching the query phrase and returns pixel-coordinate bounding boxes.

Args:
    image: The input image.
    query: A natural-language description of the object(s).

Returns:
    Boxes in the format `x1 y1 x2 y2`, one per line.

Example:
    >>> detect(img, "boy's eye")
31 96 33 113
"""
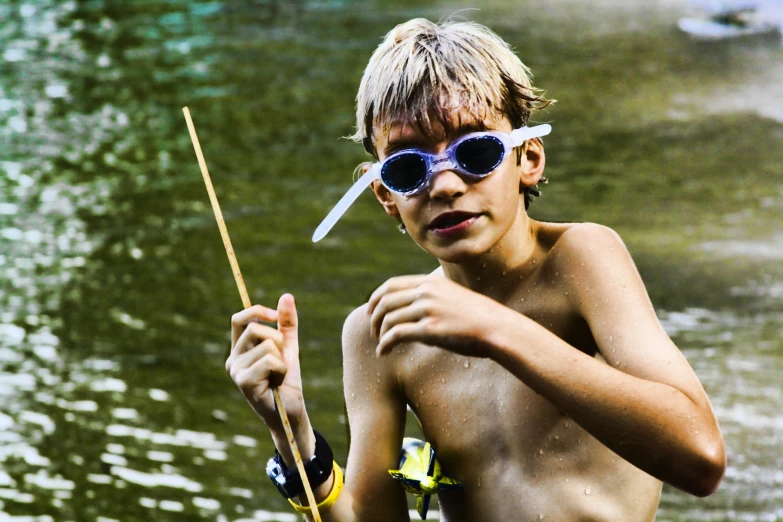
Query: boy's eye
455 137 505 174
382 153 427 192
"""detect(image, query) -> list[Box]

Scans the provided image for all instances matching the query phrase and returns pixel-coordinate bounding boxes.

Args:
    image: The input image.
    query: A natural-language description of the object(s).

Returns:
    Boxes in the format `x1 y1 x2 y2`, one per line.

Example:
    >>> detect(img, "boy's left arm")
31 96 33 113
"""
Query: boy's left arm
492 223 725 497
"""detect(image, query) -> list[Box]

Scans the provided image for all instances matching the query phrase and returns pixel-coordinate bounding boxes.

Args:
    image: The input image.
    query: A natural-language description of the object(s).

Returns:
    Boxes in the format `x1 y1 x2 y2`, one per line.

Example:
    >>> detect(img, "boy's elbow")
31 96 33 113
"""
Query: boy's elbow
688 438 726 497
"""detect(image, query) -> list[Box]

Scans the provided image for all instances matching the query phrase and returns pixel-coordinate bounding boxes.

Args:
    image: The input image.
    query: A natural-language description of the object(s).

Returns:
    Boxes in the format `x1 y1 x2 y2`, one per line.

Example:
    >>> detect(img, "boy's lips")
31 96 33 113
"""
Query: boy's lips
428 211 483 231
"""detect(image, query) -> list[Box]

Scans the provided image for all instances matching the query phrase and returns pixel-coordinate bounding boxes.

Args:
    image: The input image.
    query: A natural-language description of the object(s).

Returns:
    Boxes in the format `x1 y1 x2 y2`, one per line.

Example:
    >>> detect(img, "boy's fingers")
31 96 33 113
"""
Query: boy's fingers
367 275 429 315
231 305 279 345
378 304 427 340
370 288 419 338
248 353 289 393
227 339 282 377
235 353 288 399
276 293 298 344
376 321 422 357
230 322 284 363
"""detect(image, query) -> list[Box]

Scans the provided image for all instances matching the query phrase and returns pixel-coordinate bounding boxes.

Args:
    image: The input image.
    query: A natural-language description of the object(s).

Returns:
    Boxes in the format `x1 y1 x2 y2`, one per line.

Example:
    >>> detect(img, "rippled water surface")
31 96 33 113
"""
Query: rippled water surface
1 1 781 521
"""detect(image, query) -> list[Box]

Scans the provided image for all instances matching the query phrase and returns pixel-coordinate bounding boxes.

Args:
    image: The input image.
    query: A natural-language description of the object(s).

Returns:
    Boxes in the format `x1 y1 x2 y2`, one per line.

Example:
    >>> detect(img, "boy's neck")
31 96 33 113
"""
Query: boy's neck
438 208 540 300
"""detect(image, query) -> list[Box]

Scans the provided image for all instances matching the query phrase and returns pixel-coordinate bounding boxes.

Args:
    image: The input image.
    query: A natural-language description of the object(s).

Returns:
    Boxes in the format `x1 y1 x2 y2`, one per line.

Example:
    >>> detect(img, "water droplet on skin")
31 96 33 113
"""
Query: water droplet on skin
554 435 559 440
464 361 470 368
532 259 537 264
585 486 591 495
520 297 526 302
539 449 544 455
539 514 545 520
351 393 355 399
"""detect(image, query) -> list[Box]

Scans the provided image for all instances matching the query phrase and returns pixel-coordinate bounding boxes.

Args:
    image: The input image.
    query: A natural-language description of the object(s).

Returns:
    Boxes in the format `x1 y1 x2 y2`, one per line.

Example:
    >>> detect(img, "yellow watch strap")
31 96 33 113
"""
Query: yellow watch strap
289 461 343 514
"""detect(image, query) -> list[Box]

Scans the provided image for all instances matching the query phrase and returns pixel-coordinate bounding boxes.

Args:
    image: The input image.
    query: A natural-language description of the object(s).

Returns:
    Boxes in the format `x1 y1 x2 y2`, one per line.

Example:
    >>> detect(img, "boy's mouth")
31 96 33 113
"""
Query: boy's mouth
428 211 482 231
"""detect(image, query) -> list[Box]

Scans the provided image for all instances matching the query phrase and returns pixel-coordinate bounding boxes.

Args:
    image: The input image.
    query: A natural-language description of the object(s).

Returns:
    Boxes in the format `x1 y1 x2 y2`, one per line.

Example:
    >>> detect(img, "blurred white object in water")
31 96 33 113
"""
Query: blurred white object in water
679 0 783 40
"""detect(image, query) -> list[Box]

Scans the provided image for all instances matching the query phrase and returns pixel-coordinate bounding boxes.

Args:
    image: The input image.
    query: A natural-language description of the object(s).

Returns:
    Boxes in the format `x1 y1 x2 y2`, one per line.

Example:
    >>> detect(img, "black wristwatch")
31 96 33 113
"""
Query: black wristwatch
266 430 334 499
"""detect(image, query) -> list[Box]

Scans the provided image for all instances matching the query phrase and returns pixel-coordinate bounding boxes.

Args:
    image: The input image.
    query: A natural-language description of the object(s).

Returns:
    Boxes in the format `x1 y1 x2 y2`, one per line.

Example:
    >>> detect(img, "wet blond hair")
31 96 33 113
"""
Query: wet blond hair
349 18 554 208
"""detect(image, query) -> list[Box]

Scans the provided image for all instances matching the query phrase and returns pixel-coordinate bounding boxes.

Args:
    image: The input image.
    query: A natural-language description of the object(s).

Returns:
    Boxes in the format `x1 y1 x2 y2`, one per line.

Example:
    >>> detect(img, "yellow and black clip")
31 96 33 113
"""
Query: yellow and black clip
389 438 462 520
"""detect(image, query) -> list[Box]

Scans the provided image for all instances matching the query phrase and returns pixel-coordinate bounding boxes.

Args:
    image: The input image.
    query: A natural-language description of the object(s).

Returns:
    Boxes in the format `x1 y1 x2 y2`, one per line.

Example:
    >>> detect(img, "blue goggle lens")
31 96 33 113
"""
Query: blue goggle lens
381 135 506 194
381 153 427 193
455 135 504 175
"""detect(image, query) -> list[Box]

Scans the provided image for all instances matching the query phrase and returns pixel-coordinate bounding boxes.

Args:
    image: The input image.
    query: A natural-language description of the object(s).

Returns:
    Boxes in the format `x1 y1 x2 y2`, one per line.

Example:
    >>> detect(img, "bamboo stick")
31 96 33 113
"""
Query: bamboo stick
183 107 322 522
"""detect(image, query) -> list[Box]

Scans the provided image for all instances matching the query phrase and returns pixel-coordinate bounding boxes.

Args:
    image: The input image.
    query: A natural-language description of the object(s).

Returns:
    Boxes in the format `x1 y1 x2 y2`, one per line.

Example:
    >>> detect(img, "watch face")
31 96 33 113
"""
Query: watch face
267 455 303 499
266 457 284 479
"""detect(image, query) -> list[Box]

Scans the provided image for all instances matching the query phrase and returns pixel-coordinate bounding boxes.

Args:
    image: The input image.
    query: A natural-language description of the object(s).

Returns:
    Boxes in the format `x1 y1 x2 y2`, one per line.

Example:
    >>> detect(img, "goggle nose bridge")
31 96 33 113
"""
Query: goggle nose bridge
426 149 459 176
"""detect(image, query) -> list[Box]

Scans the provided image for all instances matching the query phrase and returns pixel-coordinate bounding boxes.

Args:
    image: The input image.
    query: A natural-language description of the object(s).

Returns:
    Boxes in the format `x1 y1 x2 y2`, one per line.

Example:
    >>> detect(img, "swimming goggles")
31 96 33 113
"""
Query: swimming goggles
312 123 552 242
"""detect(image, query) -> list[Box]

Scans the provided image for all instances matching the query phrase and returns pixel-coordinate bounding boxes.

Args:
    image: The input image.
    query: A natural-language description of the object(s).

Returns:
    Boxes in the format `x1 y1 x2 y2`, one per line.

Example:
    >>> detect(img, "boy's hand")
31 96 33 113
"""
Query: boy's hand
367 275 510 357
226 294 310 445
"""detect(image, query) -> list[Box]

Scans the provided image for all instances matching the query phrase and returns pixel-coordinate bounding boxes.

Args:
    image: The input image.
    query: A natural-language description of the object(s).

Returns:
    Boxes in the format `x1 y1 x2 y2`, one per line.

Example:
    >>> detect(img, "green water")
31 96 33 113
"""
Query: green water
0 1 781 521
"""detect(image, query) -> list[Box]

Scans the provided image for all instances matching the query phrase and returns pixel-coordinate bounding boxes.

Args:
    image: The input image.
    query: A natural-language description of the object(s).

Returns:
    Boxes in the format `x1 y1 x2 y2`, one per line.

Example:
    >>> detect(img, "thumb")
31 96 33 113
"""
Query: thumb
277 293 299 343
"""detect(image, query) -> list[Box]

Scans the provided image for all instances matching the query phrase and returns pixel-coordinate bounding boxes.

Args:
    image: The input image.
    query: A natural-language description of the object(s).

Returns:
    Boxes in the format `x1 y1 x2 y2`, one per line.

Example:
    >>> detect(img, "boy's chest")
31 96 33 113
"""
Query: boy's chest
393 289 601 474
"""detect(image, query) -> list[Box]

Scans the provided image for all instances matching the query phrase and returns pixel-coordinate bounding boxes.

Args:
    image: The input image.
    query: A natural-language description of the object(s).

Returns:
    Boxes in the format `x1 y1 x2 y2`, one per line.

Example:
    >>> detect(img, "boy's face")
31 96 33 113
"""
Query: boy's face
370 109 545 263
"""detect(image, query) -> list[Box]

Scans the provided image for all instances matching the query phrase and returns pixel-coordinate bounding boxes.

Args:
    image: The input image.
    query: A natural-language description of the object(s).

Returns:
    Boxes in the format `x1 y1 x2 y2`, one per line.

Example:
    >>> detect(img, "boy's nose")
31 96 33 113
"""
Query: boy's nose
427 168 467 200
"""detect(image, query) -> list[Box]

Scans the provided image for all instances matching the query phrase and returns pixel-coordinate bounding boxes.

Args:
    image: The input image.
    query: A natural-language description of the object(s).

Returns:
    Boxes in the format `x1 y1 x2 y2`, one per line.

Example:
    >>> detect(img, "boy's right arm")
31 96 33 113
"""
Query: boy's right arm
226 297 410 522
339 304 410 521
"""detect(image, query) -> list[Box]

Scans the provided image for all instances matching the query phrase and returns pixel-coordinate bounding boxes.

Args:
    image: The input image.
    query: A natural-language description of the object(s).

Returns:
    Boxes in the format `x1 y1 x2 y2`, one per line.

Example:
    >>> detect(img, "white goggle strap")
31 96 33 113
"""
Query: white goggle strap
509 123 552 147
312 165 380 242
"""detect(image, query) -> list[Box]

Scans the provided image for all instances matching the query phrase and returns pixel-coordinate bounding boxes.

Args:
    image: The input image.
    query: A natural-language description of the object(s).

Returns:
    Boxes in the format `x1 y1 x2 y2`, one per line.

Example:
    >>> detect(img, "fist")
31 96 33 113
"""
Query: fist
225 294 307 435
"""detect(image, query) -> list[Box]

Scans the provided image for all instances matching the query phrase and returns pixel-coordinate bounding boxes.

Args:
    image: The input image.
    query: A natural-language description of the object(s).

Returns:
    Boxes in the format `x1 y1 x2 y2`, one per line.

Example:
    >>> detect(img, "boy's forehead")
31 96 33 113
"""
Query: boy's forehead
374 108 509 149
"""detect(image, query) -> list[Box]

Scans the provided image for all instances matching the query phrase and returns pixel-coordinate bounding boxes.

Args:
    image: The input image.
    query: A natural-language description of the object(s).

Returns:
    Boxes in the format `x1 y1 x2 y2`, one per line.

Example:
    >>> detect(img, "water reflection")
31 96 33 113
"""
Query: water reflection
0 0 781 521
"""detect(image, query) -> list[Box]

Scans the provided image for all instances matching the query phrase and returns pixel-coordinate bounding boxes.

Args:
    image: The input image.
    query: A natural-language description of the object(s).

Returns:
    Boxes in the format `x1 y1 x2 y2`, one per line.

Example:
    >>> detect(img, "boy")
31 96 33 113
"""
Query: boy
225 18 725 521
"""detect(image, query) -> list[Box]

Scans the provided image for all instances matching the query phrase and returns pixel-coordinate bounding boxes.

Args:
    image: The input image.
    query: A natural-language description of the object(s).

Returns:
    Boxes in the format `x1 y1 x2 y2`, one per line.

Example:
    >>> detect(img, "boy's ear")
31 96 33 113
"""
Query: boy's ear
519 138 546 189
368 164 400 217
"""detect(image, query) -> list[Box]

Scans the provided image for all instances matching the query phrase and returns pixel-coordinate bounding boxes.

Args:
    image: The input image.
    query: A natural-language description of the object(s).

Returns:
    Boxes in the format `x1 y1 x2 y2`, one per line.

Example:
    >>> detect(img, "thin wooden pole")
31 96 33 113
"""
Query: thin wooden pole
183 107 322 522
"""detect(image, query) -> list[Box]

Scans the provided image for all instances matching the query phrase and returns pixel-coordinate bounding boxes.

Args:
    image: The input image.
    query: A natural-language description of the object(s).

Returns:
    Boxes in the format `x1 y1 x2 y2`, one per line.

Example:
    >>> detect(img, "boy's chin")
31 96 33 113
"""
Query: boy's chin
417 233 495 263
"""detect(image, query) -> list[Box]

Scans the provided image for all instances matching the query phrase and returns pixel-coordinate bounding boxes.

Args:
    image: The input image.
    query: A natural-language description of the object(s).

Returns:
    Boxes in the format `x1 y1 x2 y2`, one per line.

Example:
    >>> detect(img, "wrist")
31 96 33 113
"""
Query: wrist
267 429 335 501
485 306 527 362
271 416 316 467
298 464 335 505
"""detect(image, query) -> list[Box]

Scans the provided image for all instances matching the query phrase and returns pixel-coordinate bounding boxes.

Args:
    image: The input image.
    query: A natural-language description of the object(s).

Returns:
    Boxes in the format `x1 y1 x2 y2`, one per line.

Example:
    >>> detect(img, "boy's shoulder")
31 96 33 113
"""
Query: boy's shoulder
342 303 373 357
540 221 628 270
539 220 621 248
340 269 442 361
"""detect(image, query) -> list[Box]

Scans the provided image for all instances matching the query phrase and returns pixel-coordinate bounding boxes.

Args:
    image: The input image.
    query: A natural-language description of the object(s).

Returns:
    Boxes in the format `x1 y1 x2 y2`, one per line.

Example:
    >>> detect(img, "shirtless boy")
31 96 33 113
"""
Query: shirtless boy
225 18 725 522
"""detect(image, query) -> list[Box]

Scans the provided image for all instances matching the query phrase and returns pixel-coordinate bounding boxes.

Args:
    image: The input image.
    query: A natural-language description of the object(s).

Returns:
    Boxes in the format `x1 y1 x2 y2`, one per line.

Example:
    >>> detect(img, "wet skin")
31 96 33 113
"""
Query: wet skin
227 111 723 522
337 113 720 521
347 222 663 522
